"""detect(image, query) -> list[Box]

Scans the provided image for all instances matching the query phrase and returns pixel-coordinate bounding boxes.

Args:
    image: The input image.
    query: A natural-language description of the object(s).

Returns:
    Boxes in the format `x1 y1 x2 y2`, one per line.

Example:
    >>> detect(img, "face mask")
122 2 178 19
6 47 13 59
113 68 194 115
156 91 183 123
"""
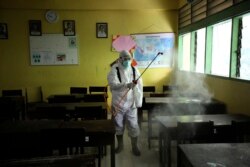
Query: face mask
122 60 131 68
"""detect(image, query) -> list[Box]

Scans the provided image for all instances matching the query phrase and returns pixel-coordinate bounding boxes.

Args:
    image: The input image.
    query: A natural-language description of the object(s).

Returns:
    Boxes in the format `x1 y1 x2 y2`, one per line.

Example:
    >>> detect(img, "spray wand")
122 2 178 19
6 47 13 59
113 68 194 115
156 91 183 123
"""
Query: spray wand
112 52 163 116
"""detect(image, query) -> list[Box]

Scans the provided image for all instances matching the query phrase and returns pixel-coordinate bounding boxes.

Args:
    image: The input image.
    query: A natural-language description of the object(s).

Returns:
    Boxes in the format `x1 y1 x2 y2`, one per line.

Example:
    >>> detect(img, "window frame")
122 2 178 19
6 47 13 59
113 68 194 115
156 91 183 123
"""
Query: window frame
178 0 250 83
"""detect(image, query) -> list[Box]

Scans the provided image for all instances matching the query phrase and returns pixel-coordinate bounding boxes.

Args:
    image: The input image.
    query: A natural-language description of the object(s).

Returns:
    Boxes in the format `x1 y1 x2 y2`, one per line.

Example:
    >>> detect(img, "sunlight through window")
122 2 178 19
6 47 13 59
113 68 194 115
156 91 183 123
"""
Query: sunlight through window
239 14 250 80
182 33 191 71
195 28 206 73
211 20 232 77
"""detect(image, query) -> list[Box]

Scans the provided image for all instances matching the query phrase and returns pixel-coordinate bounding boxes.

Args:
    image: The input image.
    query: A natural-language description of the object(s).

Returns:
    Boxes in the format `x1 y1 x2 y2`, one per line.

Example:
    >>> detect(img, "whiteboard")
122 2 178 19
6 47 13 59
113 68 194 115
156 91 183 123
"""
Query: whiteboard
29 34 78 65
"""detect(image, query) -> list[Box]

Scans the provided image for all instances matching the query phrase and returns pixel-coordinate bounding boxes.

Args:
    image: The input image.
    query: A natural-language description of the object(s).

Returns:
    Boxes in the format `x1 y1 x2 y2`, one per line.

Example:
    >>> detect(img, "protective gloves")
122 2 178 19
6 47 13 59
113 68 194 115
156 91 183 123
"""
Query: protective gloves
132 80 137 84
126 82 136 89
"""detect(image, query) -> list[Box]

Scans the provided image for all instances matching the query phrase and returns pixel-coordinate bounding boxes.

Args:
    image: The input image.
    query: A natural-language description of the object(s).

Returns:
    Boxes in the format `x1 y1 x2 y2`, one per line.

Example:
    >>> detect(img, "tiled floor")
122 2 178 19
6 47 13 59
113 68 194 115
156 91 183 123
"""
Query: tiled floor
100 115 178 167
100 121 159 167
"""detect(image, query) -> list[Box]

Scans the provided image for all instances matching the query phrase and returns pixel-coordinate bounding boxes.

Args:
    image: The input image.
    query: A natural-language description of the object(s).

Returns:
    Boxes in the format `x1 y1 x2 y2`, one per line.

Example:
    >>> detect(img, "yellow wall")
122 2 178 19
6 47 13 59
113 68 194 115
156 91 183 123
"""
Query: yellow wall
205 76 250 114
0 0 178 103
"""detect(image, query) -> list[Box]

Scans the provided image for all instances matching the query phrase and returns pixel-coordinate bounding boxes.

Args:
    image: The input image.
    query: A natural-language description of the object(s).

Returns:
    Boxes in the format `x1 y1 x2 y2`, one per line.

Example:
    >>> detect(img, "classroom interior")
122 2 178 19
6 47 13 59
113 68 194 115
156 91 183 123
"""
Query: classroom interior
1 0 250 115
1 0 250 166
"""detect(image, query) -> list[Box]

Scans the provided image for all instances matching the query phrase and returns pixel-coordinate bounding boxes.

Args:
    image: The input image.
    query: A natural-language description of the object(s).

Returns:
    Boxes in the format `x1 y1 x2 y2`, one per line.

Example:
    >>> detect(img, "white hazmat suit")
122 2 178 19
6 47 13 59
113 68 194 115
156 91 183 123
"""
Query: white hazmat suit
107 50 143 156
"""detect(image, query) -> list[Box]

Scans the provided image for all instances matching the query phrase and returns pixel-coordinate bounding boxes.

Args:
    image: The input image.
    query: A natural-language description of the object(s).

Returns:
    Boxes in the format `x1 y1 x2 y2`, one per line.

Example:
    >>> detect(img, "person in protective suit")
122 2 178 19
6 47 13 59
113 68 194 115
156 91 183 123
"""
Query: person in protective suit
107 50 143 156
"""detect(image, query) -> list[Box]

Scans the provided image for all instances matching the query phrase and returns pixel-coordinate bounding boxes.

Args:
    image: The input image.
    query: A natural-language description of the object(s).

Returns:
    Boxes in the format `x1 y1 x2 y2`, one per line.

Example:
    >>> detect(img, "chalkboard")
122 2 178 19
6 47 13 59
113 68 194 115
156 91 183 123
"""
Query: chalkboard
29 34 78 65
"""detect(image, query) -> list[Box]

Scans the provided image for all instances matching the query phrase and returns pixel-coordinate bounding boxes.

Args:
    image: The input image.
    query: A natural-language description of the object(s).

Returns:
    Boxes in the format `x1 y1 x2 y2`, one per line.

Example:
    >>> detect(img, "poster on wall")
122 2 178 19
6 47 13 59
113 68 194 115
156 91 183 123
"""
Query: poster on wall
29 34 78 65
111 35 136 52
131 33 175 68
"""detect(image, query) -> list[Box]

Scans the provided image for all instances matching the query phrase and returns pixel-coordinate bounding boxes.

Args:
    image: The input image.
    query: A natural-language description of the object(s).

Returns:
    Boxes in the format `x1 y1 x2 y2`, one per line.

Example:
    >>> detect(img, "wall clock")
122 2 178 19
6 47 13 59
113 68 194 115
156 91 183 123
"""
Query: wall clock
45 10 59 23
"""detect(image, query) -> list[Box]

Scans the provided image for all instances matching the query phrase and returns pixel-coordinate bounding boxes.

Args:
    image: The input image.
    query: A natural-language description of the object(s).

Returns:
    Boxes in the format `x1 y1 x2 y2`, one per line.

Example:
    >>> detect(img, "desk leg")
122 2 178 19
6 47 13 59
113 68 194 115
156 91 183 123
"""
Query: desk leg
148 109 152 149
159 130 164 167
159 129 170 167
111 139 115 167
98 147 101 167
160 131 168 167
166 134 171 167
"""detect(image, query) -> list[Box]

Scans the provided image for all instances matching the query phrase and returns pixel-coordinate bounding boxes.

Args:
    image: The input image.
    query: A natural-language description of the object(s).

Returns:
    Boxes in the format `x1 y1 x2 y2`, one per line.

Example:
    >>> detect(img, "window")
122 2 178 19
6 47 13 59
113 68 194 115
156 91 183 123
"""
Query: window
211 20 232 77
180 33 191 71
195 28 206 73
178 1 250 83
239 13 250 80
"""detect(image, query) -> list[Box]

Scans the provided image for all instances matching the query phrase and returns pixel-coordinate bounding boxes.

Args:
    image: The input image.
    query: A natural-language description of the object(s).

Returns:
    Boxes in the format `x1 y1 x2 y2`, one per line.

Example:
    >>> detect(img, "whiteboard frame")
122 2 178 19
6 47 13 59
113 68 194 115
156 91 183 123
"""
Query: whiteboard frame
29 34 79 66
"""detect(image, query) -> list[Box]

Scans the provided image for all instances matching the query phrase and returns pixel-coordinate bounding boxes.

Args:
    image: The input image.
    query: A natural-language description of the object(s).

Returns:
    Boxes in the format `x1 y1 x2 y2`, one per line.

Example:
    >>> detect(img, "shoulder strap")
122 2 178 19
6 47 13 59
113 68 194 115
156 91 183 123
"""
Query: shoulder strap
131 66 136 81
116 67 121 83
116 66 136 83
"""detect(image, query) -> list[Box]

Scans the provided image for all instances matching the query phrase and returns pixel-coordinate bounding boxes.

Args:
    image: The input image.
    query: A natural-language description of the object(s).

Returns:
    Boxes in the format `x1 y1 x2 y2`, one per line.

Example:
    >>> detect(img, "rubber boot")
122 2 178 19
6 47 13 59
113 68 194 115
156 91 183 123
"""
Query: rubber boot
131 137 141 156
115 135 124 153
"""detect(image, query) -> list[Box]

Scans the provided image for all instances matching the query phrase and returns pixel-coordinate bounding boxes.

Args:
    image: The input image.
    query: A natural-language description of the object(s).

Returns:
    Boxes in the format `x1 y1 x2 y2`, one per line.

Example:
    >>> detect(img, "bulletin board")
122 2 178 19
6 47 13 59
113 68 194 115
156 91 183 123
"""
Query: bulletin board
29 34 78 65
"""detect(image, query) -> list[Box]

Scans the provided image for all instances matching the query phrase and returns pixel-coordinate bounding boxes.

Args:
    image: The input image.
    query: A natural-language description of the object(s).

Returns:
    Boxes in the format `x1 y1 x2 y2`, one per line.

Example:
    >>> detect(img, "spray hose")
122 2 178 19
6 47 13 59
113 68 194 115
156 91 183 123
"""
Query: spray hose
109 52 163 117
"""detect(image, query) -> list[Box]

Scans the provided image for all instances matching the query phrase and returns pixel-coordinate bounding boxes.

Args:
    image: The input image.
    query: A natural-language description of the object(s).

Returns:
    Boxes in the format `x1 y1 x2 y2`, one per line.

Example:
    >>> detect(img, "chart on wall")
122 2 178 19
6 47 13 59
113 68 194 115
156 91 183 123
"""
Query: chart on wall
131 33 175 68
29 34 78 65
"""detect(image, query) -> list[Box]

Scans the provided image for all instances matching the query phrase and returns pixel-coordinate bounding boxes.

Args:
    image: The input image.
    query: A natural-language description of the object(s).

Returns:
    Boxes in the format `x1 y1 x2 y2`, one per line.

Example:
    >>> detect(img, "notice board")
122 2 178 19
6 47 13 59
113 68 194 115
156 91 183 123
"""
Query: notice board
29 34 78 65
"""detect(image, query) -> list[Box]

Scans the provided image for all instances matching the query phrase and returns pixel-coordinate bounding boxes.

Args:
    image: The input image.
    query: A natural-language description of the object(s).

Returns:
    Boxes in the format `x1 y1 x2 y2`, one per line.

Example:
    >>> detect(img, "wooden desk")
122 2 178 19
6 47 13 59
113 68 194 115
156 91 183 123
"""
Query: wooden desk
156 114 250 167
0 120 116 167
0 154 96 167
178 143 250 167
47 94 85 103
30 102 106 110
27 102 107 120
145 97 226 115
145 97 227 149
47 94 107 103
